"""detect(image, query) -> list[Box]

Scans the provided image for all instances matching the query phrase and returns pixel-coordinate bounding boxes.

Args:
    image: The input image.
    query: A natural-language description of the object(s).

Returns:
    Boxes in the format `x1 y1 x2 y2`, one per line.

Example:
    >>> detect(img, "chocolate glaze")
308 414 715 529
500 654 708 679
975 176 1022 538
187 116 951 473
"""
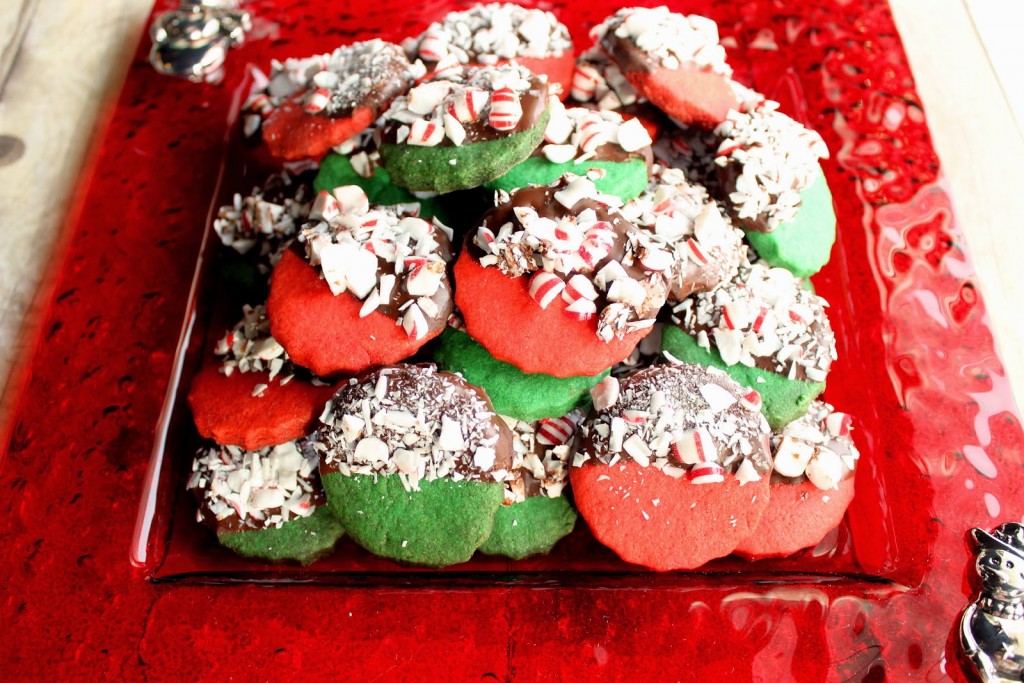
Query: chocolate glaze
471 182 667 319
317 364 514 482
578 363 772 474
296 223 454 335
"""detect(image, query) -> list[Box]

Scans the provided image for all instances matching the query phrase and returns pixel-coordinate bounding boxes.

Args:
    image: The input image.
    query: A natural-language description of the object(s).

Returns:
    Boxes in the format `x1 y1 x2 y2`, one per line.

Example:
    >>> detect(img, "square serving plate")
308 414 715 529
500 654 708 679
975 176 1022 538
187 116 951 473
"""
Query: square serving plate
3 0 1022 679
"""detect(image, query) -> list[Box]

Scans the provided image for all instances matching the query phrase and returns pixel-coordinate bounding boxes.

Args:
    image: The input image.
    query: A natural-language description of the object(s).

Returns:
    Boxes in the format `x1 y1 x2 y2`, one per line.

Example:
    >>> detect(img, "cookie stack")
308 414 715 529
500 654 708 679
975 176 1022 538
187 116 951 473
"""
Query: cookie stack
187 3 860 570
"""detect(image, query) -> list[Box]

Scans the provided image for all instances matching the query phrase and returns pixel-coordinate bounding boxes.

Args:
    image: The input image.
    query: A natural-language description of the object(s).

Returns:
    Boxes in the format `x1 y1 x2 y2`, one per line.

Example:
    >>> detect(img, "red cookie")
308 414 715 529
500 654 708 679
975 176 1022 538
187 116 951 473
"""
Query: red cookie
188 365 336 451
572 462 770 571
454 250 647 378
594 7 738 127
267 190 454 377
268 249 449 377
733 477 856 559
262 101 376 162
571 363 773 571
457 175 671 378
244 39 420 161
734 401 860 559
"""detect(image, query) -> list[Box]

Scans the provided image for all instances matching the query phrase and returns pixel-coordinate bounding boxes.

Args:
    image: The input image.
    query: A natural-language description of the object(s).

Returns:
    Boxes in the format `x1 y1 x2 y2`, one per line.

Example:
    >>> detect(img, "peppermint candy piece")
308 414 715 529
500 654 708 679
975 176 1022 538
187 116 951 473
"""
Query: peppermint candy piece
536 416 576 446
670 427 716 465
528 271 566 309
688 461 726 485
489 87 523 131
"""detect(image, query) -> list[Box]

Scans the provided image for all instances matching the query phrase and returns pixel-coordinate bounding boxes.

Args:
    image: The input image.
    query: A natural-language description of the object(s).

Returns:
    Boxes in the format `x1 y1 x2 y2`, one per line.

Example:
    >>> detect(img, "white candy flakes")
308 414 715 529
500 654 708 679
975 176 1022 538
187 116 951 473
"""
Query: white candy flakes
187 440 320 529
672 260 836 380
500 413 581 502
299 186 452 337
714 102 830 230
475 174 666 342
593 6 731 76
410 3 572 64
576 364 771 485
214 304 292 384
213 170 313 270
243 40 422 126
769 401 859 490
383 64 542 148
315 365 509 491
619 165 745 299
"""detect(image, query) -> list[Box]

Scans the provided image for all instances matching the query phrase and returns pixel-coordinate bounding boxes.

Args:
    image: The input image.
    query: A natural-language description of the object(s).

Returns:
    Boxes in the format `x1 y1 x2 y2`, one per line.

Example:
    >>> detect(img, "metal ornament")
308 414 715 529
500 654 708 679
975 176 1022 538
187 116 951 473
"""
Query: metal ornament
960 522 1024 682
149 1 252 83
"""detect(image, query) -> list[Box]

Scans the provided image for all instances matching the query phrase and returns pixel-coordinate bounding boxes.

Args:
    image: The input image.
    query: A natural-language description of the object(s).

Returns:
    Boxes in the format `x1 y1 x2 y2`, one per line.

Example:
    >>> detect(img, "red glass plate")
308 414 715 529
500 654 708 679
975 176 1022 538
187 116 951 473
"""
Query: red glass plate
2 0 1022 679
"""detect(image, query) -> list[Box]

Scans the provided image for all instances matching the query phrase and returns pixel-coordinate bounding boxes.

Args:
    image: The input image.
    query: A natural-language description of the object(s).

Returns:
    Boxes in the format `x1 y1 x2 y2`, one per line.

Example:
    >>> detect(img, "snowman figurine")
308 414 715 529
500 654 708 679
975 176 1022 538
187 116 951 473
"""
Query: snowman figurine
150 1 251 83
961 522 1024 682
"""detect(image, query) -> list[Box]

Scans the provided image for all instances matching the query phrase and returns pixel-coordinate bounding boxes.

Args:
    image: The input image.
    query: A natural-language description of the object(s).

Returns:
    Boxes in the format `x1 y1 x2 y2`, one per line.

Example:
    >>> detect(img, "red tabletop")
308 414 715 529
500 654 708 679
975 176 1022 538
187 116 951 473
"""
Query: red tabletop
2 0 1021 680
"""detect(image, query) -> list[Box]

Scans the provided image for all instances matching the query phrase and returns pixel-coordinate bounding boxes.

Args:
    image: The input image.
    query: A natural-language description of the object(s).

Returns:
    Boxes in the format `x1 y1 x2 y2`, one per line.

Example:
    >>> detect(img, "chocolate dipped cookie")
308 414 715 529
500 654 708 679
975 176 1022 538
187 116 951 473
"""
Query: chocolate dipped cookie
479 414 580 559
662 261 837 429
187 440 344 564
735 401 859 558
379 64 551 193
313 364 514 567
187 304 337 450
267 187 454 376
454 174 664 377
571 363 772 571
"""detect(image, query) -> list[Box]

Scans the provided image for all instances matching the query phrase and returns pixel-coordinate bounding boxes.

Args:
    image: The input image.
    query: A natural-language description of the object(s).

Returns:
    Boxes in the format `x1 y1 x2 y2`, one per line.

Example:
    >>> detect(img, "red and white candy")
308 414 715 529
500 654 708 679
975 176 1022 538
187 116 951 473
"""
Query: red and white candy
590 376 619 411
303 88 331 113
739 389 763 412
489 87 523 131
528 271 565 309
772 435 815 478
536 416 576 446
418 30 448 62
825 412 852 438
670 427 716 465
402 303 429 340
560 273 596 303
688 461 726 485
570 62 602 101
685 238 709 266
310 191 341 222
408 119 445 146
447 87 490 123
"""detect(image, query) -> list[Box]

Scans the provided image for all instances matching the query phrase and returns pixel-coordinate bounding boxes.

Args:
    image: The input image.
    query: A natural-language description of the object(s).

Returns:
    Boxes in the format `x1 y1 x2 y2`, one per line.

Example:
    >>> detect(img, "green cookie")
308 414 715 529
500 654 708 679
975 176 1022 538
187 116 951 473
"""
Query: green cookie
485 157 649 203
478 495 578 560
433 327 608 422
313 152 446 220
217 505 345 565
322 471 504 567
380 111 550 194
660 325 825 430
745 168 837 278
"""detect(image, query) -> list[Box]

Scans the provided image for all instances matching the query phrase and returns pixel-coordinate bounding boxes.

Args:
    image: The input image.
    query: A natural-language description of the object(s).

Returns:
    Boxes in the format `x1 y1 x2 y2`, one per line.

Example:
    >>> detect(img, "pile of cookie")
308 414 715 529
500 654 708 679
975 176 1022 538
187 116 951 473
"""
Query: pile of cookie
186 3 860 570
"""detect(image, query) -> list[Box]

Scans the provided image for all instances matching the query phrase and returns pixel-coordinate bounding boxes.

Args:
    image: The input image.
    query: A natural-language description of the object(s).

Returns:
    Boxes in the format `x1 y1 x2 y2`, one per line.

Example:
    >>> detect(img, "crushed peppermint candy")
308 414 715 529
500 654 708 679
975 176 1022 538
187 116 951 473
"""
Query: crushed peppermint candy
593 7 732 76
714 101 830 231
241 40 423 136
382 64 547 148
770 401 858 490
569 47 642 111
541 101 652 164
499 412 582 503
313 364 513 491
214 304 294 387
652 123 722 193
575 363 771 483
619 165 746 301
474 174 667 341
299 185 454 337
406 3 572 65
187 439 322 530
213 170 314 272
672 261 836 382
